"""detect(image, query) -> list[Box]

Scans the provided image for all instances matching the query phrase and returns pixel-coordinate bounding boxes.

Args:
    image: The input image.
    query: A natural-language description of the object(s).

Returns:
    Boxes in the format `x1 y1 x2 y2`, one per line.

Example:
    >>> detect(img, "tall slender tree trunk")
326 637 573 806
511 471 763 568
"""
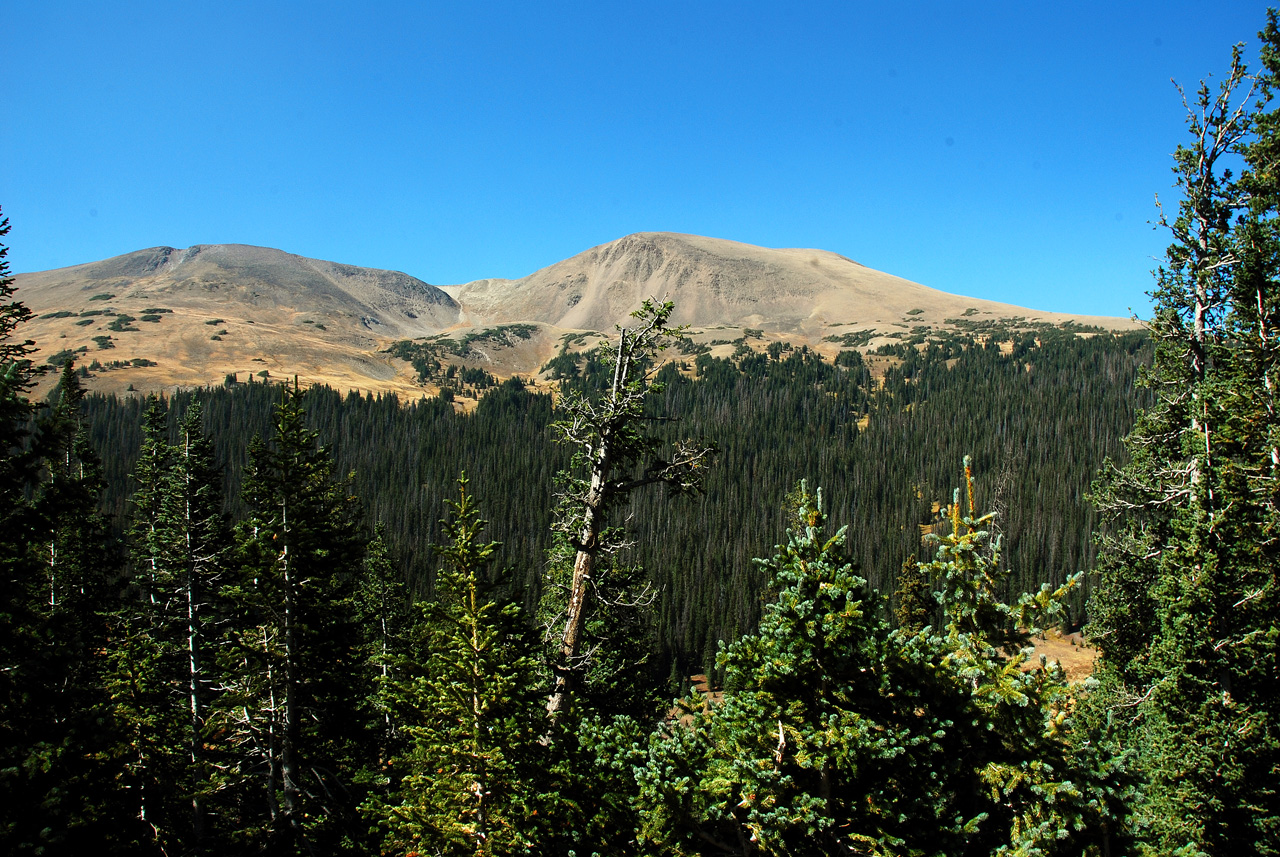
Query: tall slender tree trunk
469 577 488 846
265 653 281 827
542 305 713 720
186 561 204 841
546 337 629 720
280 530 302 842
546 478 605 719
48 540 57 607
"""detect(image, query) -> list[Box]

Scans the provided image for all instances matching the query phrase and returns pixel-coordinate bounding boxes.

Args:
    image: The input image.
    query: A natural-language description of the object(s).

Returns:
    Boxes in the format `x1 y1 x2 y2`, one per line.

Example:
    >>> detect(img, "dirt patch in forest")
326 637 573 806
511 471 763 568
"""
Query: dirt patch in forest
670 633 1097 726
1026 629 1096 683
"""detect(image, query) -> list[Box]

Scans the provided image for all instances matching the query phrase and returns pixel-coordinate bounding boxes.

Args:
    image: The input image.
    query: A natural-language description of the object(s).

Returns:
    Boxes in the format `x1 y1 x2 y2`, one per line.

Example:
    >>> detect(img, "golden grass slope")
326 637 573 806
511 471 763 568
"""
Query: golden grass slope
455 232 1138 337
15 244 460 396
13 234 1143 398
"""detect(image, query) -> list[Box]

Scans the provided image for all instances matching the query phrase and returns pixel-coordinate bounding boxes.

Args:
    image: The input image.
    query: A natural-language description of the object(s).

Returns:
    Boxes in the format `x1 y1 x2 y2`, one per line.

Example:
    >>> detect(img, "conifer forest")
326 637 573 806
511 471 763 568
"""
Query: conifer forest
5 17 1280 857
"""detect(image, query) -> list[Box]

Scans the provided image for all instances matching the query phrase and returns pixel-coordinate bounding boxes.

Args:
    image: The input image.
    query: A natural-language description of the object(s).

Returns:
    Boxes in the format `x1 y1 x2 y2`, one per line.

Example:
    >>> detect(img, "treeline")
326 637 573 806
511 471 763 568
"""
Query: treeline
80 328 1148 676
0 259 1146 853
0 333 1140 856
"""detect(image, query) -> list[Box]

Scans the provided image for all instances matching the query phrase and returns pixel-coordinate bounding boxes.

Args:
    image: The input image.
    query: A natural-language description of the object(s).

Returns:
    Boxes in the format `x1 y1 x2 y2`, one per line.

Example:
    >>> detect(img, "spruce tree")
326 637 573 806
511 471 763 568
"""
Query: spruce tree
106 399 230 852
5 364 125 851
0 207 36 501
170 402 232 847
1088 20 1280 854
211 382 366 853
0 205 46 851
639 468 1109 856
354 524 414 768
372 477 544 856
891 552 932 632
107 398 186 851
0 212 126 852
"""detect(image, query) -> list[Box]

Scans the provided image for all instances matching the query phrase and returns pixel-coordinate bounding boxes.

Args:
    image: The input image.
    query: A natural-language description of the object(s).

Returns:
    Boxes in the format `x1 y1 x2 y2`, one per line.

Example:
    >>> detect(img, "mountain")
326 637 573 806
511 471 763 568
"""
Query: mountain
14 244 460 395
18 243 460 333
454 232 1126 334
13 235 1140 396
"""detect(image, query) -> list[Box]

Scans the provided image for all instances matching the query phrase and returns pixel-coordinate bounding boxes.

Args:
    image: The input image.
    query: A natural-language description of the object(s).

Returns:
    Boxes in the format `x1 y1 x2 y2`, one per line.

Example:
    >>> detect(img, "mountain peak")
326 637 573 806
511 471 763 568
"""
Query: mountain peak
454 231 1091 335
12 234 1139 397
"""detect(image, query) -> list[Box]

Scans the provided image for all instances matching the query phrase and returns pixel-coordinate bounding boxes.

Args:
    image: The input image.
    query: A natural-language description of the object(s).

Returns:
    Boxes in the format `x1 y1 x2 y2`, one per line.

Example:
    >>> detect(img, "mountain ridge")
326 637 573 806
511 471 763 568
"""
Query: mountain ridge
12 234 1142 397
453 232 1127 334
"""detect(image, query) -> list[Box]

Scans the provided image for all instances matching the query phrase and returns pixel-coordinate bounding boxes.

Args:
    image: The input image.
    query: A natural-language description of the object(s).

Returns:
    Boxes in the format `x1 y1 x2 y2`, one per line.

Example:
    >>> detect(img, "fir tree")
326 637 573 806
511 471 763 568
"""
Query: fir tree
354 524 414 766
373 477 544 856
106 399 230 852
0 205 46 851
210 382 366 853
170 402 233 847
0 206 37 503
107 398 185 851
1088 20 1280 854
0 213 125 852
4 363 125 852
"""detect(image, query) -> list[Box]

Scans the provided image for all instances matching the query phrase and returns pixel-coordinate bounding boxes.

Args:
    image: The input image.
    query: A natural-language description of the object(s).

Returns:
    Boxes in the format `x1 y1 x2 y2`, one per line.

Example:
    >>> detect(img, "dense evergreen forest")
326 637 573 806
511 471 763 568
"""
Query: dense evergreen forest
81 323 1147 674
6 14 1280 855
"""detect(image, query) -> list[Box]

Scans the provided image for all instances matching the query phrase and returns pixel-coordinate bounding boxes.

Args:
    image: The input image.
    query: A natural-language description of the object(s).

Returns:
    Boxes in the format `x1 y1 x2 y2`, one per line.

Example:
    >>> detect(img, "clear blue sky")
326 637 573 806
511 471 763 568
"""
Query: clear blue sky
4 1 1275 318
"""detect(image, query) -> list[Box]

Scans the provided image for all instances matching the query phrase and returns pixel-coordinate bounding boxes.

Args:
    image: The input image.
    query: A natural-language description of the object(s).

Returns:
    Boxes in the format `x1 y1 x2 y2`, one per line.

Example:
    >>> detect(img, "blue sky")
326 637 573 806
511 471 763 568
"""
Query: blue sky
4 1 1275 318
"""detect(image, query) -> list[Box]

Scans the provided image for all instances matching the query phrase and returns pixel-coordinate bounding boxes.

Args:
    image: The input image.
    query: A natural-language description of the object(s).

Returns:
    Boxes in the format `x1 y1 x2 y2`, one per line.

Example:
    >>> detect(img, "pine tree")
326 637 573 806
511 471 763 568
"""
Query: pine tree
542 298 715 720
1087 20 1280 854
210 382 366 853
639 467 1109 856
373 477 544 856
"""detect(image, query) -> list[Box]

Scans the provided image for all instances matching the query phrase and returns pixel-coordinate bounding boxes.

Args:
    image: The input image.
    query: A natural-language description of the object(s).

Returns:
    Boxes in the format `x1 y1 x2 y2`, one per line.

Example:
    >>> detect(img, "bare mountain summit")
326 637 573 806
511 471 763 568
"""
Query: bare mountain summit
18 244 459 334
15 244 460 395
14 234 1140 398
454 232 1128 335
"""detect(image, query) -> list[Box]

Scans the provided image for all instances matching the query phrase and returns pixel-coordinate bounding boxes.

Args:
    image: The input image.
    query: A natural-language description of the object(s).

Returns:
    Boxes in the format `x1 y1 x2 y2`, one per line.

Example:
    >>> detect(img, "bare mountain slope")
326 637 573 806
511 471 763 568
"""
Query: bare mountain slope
15 244 460 395
455 232 1130 334
14 235 1140 398
17 244 459 335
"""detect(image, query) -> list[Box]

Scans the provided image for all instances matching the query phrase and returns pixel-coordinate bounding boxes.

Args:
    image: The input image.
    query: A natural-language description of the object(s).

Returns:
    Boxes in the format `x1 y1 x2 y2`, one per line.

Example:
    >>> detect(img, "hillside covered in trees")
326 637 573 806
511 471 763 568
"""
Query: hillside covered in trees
5 282 1140 854
79 321 1147 677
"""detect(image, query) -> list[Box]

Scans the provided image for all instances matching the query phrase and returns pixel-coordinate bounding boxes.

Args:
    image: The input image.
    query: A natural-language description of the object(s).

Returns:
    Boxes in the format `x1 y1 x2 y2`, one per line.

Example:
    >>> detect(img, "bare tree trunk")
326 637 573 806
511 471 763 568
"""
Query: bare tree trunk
542 302 714 720
545 549 593 717
546 475 605 719
546 339 625 720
